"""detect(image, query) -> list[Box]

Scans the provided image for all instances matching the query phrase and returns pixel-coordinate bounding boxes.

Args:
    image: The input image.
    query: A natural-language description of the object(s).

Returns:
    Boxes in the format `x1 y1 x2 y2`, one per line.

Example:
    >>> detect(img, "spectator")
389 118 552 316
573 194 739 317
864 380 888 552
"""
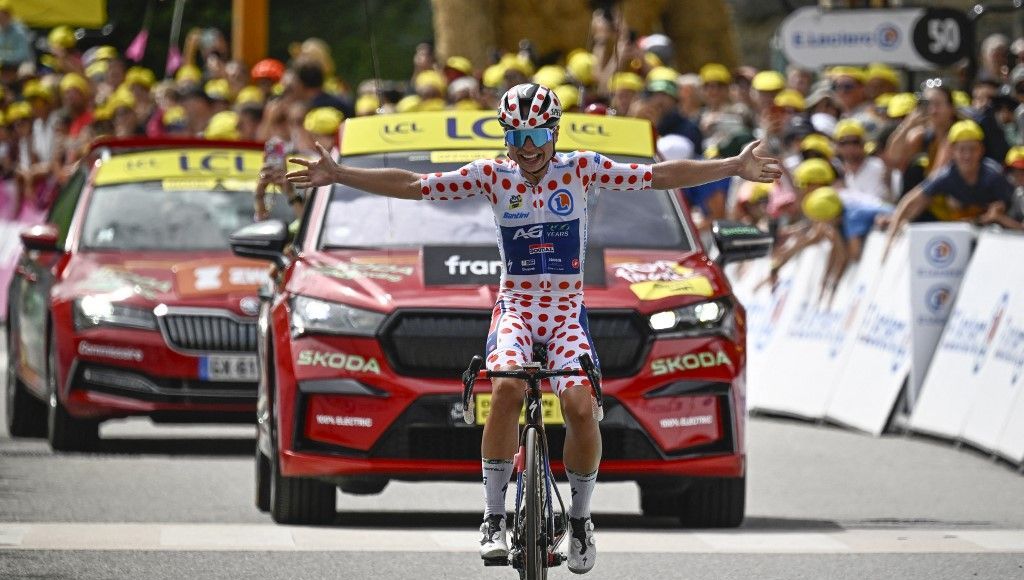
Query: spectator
180 86 214 136
295 60 353 118
302 107 343 151
0 0 32 68
205 110 240 140
59 73 92 138
886 85 959 196
834 119 890 202
1005 146 1024 227
610 72 643 116
237 103 263 141
978 33 1011 84
786 65 814 97
750 70 785 114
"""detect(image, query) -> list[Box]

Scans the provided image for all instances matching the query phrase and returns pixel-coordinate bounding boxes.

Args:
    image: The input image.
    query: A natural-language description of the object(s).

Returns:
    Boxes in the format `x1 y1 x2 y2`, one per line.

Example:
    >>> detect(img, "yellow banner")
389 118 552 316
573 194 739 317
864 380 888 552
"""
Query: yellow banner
341 111 654 158
94 149 265 186
11 0 106 27
475 392 564 425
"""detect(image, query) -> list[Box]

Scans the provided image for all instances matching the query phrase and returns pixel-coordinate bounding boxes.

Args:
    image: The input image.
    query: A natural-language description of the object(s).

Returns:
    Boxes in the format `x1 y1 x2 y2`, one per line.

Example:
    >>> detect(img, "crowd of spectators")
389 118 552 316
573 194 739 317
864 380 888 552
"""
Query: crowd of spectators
3 3 1024 285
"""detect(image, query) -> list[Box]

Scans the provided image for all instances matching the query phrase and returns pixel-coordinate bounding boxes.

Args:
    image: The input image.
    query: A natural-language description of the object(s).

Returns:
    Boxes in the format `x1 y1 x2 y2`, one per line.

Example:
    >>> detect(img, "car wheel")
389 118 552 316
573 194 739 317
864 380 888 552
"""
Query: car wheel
6 326 47 438
46 329 99 452
639 485 680 517
676 476 745 528
255 443 271 512
268 444 336 525
338 477 389 495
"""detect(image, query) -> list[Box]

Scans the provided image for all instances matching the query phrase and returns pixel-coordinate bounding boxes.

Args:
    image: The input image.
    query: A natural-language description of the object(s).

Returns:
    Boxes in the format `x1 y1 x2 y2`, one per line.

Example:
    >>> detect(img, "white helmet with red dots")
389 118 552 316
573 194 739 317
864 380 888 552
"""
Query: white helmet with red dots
497 83 562 130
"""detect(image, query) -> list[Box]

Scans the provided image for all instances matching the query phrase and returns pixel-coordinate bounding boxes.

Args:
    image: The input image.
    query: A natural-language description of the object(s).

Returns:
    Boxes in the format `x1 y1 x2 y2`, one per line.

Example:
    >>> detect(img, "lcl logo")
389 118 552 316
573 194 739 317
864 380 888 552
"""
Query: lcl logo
568 122 610 138
380 122 423 143
178 152 249 172
446 117 504 140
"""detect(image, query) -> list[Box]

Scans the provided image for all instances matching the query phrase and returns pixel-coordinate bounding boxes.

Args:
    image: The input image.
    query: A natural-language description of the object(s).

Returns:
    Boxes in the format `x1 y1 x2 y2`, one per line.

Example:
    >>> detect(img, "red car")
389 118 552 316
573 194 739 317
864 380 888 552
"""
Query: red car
231 111 771 526
6 139 293 451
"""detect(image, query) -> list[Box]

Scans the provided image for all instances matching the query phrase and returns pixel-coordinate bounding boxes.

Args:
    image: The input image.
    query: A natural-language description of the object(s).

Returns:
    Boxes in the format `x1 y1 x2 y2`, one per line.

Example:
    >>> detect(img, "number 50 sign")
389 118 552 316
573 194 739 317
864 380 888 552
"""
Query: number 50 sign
781 7 973 70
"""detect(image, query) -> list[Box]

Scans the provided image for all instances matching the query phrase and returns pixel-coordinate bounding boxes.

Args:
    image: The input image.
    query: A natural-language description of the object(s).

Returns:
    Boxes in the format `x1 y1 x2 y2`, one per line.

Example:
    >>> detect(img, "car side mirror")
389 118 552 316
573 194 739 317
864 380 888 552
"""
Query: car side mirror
230 220 289 269
712 220 773 266
20 224 60 252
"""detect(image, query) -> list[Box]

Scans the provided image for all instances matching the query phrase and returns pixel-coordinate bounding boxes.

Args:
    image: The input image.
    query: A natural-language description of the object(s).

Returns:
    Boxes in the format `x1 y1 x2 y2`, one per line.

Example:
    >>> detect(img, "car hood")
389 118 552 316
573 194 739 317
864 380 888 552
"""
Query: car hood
289 248 729 313
57 251 270 311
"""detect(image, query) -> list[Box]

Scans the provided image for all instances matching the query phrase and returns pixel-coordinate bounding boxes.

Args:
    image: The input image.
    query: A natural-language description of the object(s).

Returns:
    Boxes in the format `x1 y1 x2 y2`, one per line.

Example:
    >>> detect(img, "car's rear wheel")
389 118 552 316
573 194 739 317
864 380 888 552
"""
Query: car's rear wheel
6 326 46 438
46 329 99 452
640 476 746 528
255 444 271 512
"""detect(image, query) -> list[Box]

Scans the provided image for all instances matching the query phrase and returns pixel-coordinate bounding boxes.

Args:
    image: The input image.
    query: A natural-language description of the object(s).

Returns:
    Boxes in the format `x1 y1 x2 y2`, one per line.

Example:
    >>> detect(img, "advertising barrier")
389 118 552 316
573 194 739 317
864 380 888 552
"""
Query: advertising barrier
0 179 55 321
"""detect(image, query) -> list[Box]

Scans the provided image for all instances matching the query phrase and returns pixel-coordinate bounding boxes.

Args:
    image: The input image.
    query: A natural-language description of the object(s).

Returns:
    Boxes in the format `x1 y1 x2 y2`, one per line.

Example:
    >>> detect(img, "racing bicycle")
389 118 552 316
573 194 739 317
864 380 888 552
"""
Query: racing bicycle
461 351 604 580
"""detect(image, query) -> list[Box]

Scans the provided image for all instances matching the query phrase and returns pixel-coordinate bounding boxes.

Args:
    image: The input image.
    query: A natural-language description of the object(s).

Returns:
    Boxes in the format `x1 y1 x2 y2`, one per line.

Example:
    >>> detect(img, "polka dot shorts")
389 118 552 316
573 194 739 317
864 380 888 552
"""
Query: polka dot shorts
484 291 599 396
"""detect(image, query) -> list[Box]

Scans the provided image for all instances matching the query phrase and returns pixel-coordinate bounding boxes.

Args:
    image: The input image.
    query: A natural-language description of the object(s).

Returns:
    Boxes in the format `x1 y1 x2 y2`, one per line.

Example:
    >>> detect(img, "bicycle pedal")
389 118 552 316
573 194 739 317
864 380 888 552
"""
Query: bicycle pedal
482 556 509 567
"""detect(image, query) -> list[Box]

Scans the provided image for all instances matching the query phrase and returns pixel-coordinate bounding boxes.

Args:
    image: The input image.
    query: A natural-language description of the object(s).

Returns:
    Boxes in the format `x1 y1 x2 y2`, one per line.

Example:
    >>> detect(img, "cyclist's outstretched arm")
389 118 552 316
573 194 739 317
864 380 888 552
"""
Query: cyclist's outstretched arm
651 140 781 190
286 142 422 200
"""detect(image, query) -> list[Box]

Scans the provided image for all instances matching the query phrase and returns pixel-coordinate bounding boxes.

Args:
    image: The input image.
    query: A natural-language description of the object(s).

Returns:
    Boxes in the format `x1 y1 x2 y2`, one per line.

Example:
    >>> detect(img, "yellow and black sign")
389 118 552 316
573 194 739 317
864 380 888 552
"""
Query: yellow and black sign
341 111 654 158
94 149 264 186
475 392 564 425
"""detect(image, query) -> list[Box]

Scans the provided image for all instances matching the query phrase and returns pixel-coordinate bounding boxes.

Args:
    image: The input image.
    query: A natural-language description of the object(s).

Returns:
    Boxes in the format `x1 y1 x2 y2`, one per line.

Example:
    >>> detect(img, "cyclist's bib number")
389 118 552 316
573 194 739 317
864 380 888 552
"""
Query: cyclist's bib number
474 393 564 425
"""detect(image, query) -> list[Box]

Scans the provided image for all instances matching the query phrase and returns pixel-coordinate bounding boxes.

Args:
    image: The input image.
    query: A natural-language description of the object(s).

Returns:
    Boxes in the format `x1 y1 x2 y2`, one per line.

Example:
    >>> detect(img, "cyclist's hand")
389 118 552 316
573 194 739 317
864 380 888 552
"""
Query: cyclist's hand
286 142 340 188
736 140 782 184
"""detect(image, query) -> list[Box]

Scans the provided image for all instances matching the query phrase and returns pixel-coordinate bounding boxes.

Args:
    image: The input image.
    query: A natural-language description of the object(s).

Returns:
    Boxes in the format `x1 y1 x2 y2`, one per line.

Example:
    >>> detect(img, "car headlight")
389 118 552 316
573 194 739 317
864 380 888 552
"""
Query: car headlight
648 298 733 337
74 296 157 331
290 295 384 337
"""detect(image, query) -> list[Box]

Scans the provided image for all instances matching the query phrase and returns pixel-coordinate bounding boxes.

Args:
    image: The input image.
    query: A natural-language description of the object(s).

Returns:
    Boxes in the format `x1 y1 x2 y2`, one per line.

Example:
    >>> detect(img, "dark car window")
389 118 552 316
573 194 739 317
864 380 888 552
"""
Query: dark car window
321 152 691 251
48 169 87 247
80 181 293 251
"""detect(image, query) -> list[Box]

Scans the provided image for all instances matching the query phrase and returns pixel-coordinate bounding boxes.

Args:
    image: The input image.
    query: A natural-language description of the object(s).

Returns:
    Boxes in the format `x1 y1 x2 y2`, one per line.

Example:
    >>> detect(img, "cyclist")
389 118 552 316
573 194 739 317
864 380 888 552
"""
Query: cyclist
287 83 780 574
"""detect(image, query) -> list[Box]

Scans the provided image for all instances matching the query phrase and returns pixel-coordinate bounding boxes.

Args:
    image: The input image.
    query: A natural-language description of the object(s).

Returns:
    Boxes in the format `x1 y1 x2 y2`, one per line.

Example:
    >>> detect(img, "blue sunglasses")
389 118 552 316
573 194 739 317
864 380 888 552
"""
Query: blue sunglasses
504 128 553 148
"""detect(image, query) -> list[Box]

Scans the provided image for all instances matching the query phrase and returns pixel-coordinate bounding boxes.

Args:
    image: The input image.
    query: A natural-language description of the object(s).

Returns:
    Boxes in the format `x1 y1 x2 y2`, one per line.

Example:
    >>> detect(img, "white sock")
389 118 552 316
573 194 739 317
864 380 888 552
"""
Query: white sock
566 468 598 519
482 458 514 518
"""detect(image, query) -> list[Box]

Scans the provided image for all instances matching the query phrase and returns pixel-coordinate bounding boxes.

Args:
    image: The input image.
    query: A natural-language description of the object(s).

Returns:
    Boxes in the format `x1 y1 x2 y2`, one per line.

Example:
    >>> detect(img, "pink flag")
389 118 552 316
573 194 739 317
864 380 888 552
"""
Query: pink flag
125 29 149 62
165 45 182 77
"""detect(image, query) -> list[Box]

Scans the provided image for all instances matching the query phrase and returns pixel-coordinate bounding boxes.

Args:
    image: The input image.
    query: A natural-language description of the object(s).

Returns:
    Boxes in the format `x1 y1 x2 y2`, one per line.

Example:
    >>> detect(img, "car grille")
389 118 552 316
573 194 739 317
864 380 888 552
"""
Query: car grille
378 309 649 378
160 312 257 353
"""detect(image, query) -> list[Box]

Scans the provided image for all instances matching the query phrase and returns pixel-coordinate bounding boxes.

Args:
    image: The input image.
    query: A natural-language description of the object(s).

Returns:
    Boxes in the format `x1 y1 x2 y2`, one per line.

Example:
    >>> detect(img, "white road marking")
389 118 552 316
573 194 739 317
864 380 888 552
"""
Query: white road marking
2 524 1024 553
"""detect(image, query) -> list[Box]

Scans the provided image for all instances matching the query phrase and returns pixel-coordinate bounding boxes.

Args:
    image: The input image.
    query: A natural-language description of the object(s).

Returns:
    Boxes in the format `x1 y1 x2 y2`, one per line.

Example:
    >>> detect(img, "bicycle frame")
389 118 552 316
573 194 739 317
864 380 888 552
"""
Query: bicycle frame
461 354 603 576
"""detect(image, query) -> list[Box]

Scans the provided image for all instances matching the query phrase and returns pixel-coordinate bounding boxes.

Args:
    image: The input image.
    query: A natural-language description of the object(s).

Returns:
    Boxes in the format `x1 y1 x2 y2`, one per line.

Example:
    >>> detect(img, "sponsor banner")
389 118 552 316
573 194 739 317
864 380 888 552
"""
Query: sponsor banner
907 224 976 408
780 7 972 70
908 232 1024 458
339 111 654 158
825 233 912 435
422 245 605 286
173 258 270 297
93 149 264 186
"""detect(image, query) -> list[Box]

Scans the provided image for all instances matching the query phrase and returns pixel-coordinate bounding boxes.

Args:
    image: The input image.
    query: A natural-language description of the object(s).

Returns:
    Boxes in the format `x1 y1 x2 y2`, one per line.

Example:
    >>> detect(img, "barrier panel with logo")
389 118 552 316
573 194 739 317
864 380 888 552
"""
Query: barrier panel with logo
907 224 977 408
908 231 1024 458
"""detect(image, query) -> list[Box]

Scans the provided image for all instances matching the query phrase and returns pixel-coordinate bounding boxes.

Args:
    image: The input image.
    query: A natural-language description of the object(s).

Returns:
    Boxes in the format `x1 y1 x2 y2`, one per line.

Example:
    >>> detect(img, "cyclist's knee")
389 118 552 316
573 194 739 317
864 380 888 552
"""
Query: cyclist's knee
560 386 595 426
490 378 525 412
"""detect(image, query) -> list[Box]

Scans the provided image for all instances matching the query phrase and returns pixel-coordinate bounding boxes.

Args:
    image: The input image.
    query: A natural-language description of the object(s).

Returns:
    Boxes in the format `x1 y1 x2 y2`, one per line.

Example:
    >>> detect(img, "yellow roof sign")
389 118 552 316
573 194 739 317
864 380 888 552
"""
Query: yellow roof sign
340 111 654 158
94 149 264 186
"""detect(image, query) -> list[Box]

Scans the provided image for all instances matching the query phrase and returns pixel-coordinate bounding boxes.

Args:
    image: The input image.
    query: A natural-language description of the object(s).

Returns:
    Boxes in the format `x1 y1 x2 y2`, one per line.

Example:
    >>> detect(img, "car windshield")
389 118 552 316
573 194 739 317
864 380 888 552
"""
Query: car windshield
320 152 691 251
80 181 294 251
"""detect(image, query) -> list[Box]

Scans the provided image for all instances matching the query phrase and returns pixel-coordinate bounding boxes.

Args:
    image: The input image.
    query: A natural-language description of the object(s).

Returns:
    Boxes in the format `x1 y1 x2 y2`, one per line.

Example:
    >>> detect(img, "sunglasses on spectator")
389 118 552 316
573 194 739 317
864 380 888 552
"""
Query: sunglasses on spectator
837 139 863 146
505 128 553 148
834 82 858 92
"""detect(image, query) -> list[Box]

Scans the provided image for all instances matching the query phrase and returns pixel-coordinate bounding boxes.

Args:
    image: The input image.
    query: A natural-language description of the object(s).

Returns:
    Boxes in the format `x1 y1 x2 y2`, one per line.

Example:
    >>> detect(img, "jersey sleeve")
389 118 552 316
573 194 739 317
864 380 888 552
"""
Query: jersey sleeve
418 159 495 203
580 151 653 192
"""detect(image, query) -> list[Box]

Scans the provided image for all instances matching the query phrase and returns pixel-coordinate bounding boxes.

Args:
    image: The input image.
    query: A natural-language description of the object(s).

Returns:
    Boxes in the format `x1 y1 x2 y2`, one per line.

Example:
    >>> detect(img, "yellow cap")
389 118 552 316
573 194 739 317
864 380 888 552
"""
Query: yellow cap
414 70 446 94
748 182 772 204
452 98 482 110
23 79 54 102
303 106 344 136
699 63 732 85
833 118 866 141
59 72 90 95
1005 146 1024 169
175 65 202 85
92 45 118 61
800 134 835 160
828 66 866 85
323 76 343 96
416 97 446 112
0 110 6 126
646 66 678 83
505 54 534 76
271 82 285 97
610 72 644 92
482 64 507 89
533 65 566 89
952 90 970 109
774 89 805 111
752 70 785 92
355 93 379 116
85 60 108 78
125 66 156 88
395 94 421 113
793 158 836 188
205 110 240 140
566 51 595 86
874 93 894 108
947 119 984 144
802 186 843 221
235 85 264 106
162 105 187 127
108 88 135 111
204 79 231 101
445 55 473 76
48 26 76 50
92 102 113 122
6 101 32 123
553 84 580 110
867 63 900 89
887 92 917 118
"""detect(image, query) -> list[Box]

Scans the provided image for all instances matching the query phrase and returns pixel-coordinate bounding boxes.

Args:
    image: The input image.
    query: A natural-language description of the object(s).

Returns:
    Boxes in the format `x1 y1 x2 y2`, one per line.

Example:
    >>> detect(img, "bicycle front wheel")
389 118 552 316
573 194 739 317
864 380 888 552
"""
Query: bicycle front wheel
524 427 547 580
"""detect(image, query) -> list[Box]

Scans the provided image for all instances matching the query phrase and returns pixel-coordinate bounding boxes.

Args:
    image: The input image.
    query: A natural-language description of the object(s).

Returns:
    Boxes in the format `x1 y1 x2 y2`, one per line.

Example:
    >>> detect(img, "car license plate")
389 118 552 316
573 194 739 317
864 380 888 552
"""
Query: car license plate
473 393 564 426
200 355 259 382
